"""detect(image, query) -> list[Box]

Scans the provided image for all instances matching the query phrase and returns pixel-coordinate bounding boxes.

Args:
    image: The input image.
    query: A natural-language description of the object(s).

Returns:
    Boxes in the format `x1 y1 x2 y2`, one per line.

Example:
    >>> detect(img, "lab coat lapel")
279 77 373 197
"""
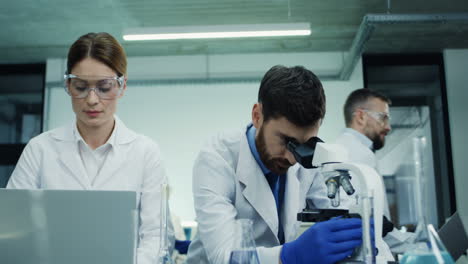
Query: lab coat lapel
237 133 279 243
282 165 301 242
93 146 125 186
53 124 91 189
94 117 137 185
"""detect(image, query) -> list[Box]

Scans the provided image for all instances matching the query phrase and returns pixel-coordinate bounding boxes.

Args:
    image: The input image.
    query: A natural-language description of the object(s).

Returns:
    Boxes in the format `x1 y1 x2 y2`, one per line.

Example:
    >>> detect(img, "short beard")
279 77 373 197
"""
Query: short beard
256 126 291 175
369 132 384 150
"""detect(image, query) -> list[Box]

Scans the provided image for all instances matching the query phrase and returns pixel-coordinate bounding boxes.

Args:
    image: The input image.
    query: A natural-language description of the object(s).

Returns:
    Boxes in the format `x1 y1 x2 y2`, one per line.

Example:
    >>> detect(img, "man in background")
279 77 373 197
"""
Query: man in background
334 88 414 254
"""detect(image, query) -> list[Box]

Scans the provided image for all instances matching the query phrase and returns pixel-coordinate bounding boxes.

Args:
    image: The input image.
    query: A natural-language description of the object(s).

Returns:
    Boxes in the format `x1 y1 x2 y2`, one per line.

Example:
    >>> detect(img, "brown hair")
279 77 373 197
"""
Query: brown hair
258 65 325 127
67 32 127 76
344 88 391 126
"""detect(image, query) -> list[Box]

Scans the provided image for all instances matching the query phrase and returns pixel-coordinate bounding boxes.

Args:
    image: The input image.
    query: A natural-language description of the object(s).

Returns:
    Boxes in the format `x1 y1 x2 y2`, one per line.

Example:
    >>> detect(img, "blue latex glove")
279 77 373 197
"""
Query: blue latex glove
281 217 363 264
175 240 191 254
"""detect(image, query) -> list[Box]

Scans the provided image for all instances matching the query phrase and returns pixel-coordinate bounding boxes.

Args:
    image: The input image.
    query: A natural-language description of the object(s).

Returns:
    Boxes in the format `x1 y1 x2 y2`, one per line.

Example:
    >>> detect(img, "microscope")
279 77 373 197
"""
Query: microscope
287 138 394 263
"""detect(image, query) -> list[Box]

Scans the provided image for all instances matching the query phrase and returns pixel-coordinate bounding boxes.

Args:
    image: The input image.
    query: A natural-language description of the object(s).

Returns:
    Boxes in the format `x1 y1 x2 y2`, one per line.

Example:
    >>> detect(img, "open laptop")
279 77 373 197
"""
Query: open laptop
438 211 468 260
0 189 138 264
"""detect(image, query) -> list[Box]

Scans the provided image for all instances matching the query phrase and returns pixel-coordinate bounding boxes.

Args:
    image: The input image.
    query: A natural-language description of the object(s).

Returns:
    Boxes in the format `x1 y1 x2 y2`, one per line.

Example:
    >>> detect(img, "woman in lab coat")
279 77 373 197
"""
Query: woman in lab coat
7 32 170 264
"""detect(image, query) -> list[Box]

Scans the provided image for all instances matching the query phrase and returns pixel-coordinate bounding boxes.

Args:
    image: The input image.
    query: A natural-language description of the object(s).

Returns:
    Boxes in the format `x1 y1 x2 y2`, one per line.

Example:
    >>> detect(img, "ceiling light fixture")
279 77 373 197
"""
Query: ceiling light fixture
123 23 311 41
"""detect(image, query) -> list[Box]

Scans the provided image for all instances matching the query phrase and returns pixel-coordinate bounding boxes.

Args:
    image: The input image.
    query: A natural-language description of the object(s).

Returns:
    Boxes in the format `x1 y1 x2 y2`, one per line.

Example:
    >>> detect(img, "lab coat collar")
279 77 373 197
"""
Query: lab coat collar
50 115 138 145
344 128 373 150
245 123 271 175
72 121 116 151
48 116 137 189
237 128 281 244
282 164 301 242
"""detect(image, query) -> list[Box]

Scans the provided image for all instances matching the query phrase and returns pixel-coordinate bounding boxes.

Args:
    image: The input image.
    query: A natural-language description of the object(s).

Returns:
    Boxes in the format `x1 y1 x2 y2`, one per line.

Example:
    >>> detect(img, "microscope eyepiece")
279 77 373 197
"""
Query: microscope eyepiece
286 137 323 169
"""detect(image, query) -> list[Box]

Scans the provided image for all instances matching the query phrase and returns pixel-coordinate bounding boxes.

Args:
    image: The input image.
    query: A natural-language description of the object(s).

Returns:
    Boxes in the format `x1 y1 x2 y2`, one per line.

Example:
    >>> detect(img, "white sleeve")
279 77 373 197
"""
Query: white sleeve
7 138 41 189
137 142 174 264
192 150 282 264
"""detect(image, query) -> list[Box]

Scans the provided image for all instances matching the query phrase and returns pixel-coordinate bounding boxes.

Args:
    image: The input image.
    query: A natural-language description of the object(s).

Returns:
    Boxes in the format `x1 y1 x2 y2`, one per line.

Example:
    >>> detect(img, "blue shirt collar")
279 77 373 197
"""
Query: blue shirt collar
344 128 373 150
246 123 271 175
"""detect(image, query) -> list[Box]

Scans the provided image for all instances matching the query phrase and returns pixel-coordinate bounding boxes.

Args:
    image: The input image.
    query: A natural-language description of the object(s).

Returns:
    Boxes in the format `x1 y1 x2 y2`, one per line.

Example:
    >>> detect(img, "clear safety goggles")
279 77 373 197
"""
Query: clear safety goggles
64 74 125 100
361 109 391 126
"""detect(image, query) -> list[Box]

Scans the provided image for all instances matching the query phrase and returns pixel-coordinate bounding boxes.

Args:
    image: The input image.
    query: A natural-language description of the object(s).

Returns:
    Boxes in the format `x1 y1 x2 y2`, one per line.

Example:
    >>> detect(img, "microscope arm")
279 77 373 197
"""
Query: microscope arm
323 162 395 263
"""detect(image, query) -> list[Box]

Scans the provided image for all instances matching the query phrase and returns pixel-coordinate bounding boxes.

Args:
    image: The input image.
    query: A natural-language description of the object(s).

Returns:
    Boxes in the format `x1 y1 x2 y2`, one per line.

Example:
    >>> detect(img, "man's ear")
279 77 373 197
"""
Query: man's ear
252 103 263 129
355 109 367 127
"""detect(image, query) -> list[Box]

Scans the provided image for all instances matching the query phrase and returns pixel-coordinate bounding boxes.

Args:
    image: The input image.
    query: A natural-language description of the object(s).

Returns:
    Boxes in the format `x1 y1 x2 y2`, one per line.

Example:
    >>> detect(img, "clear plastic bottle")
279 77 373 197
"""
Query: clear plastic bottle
399 137 455 264
228 219 260 264
158 183 174 264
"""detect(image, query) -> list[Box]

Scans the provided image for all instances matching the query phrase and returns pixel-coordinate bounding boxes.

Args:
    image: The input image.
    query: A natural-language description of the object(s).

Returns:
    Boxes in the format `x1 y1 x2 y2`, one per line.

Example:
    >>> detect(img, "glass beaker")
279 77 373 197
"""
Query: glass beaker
360 195 375 264
400 224 454 264
340 194 375 264
158 183 174 264
228 219 260 264
399 137 455 264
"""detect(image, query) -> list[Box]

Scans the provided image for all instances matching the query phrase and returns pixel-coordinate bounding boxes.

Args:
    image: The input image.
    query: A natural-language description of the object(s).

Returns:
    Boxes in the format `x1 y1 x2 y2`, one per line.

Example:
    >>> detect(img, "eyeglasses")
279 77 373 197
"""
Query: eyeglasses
64 74 125 100
361 109 391 126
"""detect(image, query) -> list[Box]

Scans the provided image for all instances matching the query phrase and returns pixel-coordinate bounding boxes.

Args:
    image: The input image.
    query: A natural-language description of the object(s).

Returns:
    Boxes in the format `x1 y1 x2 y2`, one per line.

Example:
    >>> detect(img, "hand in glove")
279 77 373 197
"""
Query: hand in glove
281 217 363 264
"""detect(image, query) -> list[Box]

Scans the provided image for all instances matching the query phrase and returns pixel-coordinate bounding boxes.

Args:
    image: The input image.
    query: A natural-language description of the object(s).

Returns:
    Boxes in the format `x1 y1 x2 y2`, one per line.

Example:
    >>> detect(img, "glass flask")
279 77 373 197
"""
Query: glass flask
340 194 375 264
158 183 174 264
360 194 375 264
399 137 455 264
228 219 260 264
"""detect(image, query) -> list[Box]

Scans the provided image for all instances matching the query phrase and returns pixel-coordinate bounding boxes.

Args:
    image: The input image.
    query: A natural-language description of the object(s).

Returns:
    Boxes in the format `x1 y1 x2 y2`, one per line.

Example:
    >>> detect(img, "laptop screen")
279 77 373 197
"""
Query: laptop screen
438 211 468 260
0 189 138 264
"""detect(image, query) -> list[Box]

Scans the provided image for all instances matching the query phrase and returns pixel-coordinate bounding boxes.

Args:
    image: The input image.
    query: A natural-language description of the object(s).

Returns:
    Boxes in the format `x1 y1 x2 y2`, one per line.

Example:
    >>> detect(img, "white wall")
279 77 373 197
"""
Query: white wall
443 49 468 230
320 64 362 142
44 52 362 221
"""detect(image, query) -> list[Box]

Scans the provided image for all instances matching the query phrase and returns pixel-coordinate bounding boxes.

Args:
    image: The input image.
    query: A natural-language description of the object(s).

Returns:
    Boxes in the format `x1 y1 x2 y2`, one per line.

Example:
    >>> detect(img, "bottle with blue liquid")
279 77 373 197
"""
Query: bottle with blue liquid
399 138 455 264
229 219 260 264
399 224 455 264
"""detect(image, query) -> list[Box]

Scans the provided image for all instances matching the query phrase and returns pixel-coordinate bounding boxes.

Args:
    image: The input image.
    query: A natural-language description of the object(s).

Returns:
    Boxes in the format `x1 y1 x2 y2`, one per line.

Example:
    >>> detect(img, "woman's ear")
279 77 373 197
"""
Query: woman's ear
119 77 128 98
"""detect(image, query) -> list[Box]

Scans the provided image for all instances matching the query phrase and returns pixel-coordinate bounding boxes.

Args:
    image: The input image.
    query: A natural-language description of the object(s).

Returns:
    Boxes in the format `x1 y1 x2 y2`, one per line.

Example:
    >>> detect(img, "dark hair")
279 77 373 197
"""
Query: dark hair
344 88 391 126
67 32 127 76
258 65 325 127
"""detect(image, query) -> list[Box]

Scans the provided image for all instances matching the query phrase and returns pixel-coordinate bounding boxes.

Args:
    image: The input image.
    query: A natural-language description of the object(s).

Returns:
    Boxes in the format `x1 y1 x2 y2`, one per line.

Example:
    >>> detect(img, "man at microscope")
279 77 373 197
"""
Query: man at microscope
334 88 415 254
186 65 365 264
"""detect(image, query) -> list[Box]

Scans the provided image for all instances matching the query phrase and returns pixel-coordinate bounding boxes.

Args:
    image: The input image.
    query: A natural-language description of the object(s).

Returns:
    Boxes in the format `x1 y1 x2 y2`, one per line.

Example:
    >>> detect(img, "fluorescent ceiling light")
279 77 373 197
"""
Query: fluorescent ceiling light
123 23 311 41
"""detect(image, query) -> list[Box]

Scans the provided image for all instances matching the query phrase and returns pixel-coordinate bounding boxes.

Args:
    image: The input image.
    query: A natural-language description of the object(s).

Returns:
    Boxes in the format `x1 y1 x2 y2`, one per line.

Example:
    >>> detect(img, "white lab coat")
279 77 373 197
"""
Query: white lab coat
334 129 378 173
7 116 173 264
334 128 415 254
186 127 352 264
